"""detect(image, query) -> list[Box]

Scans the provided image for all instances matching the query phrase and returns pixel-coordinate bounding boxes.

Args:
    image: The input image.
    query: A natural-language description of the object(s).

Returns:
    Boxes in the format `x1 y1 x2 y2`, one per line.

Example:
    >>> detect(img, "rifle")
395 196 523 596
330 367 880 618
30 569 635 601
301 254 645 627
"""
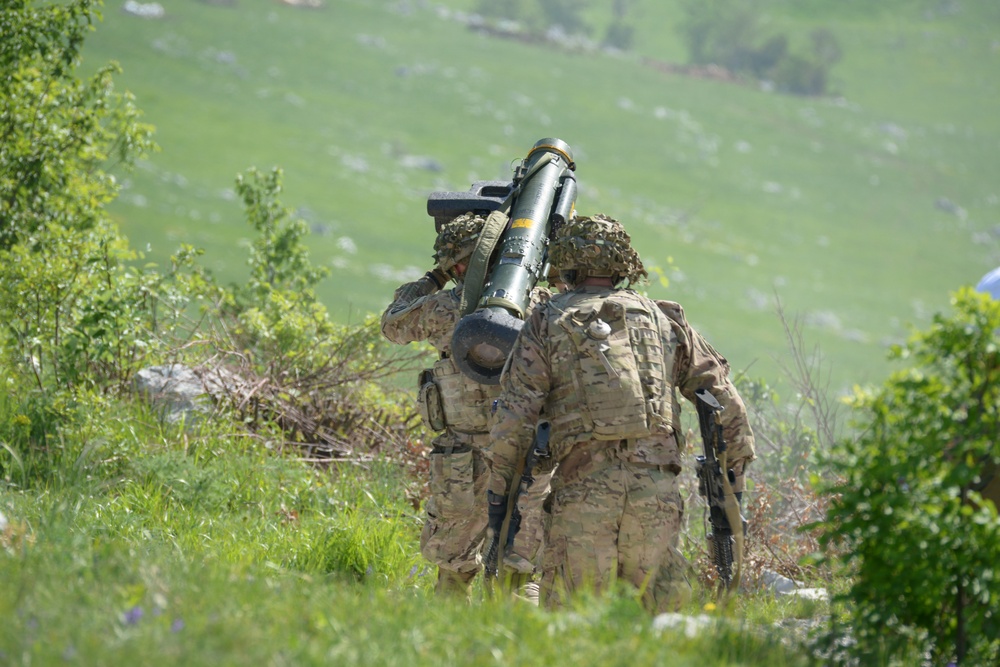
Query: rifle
694 388 746 593
484 420 552 579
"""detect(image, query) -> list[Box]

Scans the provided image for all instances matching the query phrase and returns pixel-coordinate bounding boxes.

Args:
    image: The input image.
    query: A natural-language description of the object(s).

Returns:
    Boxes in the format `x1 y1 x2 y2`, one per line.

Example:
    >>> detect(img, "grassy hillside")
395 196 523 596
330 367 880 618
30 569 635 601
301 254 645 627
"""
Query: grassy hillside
83 0 1000 390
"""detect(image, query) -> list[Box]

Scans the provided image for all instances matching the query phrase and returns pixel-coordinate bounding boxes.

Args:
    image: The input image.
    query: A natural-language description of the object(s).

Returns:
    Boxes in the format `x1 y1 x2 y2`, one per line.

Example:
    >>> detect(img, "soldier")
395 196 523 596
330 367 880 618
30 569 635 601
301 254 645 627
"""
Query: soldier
381 212 551 597
487 214 757 612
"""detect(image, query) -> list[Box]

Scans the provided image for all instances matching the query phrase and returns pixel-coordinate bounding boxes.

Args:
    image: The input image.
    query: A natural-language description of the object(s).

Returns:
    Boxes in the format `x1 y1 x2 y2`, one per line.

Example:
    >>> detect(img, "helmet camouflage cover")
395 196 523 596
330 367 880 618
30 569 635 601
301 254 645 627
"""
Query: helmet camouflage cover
547 213 647 285
433 212 485 273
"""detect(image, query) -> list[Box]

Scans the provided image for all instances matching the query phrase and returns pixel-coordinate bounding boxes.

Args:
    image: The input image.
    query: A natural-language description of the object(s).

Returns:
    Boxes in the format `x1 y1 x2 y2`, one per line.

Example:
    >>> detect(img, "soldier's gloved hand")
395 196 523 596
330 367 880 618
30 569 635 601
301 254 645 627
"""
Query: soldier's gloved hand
487 490 507 536
424 267 449 290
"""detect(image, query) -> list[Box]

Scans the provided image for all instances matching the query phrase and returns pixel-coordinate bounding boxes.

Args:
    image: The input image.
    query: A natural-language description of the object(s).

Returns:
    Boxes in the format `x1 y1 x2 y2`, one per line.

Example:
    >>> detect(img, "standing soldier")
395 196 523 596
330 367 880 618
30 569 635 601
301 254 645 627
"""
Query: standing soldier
381 212 550 597
488 214 757 612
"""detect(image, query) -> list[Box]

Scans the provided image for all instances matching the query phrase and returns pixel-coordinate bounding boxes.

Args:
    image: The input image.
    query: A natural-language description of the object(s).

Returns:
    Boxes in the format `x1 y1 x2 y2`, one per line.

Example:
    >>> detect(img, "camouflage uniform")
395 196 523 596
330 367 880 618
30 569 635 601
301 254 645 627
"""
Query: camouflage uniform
488 214 756 612
380 213 551 596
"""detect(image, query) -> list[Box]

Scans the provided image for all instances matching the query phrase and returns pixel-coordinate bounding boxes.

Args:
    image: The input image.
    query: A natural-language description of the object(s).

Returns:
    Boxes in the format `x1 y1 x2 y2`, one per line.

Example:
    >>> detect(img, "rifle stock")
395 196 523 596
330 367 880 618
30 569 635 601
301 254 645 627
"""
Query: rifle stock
483 420 552 580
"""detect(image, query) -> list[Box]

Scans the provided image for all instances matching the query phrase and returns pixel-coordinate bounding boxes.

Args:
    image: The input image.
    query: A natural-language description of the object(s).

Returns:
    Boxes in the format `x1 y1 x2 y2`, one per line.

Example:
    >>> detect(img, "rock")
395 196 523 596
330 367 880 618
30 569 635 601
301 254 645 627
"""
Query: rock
787 588 830 602
132 364 236 425
760 569 805 595
652 613 715 637
123 1 165 19
758 569 829 601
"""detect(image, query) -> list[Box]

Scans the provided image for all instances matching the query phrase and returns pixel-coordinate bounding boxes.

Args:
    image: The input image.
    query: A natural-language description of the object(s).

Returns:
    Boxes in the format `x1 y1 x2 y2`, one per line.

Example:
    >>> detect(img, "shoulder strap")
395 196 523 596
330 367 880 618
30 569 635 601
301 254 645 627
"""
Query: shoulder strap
460 205 511 316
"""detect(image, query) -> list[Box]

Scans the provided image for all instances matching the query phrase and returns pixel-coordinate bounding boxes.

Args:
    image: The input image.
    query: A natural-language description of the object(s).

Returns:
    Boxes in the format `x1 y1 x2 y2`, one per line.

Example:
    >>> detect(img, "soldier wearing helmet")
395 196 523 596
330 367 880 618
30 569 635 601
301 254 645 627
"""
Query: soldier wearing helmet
381 212 552 598
488 214 757 612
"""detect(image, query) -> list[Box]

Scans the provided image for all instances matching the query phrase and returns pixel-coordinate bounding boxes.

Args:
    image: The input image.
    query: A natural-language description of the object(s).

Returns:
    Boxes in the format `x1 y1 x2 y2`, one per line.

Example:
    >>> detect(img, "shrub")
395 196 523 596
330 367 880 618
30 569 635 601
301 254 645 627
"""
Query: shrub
0 0 156 249
675 0 840 96
815 288 1000 665
205 167 428 458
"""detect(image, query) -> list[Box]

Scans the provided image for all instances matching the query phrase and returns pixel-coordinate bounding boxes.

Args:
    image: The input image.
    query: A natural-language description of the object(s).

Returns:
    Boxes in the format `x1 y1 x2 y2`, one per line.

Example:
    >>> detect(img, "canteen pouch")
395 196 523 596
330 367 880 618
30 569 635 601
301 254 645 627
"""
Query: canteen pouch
417 369 447 432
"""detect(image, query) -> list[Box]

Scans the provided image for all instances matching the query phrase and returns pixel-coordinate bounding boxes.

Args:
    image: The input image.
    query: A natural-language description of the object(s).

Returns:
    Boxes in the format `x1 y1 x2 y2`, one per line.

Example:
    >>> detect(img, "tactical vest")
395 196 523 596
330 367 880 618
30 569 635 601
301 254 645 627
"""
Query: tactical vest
545 290 677 447
417 355 500 435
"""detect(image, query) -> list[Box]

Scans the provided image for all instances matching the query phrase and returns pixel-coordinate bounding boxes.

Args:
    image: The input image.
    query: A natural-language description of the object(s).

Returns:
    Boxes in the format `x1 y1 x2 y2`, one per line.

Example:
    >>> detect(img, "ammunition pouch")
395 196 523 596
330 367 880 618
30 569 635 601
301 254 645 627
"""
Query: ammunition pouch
417 369 447 432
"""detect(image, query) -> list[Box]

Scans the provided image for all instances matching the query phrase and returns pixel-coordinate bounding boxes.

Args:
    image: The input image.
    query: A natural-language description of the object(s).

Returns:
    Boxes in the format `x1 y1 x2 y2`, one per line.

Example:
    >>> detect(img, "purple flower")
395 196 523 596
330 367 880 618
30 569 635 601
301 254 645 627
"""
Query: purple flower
171 618 185 633
408 564 418 579
123 606 144 625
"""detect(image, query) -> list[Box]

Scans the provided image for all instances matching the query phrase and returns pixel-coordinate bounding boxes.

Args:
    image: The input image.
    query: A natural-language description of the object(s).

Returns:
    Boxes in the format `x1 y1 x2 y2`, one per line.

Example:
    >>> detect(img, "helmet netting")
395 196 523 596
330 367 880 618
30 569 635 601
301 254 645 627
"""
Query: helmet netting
547 214 647 285
433 212 485 272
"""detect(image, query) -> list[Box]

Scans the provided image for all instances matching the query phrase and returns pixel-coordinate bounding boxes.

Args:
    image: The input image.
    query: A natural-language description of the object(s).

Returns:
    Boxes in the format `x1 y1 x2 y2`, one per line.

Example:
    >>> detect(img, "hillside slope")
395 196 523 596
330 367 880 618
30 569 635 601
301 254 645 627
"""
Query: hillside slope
83 0 1000 389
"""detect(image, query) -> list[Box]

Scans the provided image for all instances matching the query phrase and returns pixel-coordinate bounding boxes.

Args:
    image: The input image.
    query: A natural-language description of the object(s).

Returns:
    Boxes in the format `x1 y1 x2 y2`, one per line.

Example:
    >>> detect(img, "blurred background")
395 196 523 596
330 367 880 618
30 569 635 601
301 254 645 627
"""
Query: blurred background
84 0 1000 391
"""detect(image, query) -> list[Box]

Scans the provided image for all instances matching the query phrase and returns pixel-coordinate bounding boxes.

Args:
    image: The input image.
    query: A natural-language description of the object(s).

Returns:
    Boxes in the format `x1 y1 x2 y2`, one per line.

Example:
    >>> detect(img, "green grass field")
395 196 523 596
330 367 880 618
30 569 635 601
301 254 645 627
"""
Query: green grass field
0 396 824 666
82 0 1000 391
5 3 998 663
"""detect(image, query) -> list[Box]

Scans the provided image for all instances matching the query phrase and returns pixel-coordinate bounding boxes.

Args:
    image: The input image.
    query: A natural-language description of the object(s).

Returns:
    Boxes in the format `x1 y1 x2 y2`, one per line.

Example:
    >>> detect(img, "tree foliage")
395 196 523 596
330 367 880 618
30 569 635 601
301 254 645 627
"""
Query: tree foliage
816 288 1000 665
0 0 215 396
676 0 841 95
0 0 155 249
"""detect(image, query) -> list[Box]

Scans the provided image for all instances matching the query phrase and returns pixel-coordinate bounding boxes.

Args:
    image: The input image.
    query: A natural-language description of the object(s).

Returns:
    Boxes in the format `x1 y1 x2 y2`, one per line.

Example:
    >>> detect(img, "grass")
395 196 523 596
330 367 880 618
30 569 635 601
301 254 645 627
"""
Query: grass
0 390 824 666
4 2 994 663
80 0 1000 393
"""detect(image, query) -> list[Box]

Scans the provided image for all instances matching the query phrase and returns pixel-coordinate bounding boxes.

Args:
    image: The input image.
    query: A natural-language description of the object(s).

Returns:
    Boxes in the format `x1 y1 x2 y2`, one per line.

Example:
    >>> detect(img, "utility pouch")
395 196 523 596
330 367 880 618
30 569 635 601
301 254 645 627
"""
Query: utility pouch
417 369 447 432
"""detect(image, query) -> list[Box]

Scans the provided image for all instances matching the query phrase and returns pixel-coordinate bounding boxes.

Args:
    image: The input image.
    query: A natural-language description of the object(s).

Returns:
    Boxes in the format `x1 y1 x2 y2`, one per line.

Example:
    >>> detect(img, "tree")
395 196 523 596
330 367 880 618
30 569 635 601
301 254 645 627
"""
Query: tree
0 0 155 249
816 288 1000 665
675 0 840 95
0 1 213 395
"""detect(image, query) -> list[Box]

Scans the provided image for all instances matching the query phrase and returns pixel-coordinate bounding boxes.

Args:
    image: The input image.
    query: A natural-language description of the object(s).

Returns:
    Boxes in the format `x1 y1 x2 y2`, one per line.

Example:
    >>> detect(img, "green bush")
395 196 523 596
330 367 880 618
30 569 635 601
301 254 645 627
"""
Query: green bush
815 288 1000 665
676 0 840 95
0 0 216 398
0 0 156 250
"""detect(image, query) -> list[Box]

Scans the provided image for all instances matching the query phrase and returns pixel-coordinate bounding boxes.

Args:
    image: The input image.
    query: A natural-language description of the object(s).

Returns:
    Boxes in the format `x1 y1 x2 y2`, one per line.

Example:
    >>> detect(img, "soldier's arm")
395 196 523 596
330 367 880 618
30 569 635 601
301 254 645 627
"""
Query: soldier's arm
380 272 456 344
488 306 551 493
659 301 756 479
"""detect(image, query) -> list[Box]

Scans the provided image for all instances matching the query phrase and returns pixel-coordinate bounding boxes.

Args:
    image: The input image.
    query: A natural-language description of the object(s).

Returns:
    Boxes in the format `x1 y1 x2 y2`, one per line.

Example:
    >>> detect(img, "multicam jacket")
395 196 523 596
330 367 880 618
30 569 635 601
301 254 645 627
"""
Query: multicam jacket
489 285 756 491
381 277 550 438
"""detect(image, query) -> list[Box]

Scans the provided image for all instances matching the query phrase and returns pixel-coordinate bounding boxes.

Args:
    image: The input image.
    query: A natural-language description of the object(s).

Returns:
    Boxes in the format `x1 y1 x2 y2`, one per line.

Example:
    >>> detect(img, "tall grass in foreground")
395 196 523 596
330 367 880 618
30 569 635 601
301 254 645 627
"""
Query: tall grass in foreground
0 393 825 667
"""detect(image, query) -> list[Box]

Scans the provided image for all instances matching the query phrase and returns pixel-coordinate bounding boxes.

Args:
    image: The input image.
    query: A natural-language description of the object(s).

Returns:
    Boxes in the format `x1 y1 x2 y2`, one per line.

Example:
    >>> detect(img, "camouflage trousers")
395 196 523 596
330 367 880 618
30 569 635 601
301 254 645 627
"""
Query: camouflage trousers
539 459 692 613
420 438 550 595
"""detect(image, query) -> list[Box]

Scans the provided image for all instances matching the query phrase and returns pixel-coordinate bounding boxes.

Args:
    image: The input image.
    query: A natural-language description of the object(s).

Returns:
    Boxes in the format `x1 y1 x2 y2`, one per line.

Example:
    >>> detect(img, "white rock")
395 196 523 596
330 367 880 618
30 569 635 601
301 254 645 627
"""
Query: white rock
652 613 715 637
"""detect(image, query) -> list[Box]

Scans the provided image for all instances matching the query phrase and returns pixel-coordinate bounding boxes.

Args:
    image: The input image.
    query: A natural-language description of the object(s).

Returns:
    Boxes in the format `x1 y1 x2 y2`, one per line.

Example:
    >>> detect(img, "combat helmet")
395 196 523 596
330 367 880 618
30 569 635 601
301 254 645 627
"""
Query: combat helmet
433 212 485 280
547 214 647 287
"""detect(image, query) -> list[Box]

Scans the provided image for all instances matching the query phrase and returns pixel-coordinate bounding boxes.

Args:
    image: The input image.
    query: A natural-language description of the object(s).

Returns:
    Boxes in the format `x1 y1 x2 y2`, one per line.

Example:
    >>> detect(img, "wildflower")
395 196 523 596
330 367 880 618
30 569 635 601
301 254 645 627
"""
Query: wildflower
123 605 144 625
171 619 185 633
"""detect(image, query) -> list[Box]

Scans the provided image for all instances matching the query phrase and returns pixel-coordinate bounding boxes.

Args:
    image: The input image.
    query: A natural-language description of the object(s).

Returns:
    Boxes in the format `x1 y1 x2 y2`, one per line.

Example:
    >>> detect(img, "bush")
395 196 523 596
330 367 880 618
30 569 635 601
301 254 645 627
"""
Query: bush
0 0 216 410
676 0 840 96
204 167 429 459
0 0 156 249
815 288 1000 665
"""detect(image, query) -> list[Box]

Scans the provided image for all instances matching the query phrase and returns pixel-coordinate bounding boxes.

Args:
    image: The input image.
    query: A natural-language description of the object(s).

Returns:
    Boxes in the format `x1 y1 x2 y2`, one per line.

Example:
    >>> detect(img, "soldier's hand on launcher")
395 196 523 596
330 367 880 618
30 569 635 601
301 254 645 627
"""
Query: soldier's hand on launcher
425 267 449 290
